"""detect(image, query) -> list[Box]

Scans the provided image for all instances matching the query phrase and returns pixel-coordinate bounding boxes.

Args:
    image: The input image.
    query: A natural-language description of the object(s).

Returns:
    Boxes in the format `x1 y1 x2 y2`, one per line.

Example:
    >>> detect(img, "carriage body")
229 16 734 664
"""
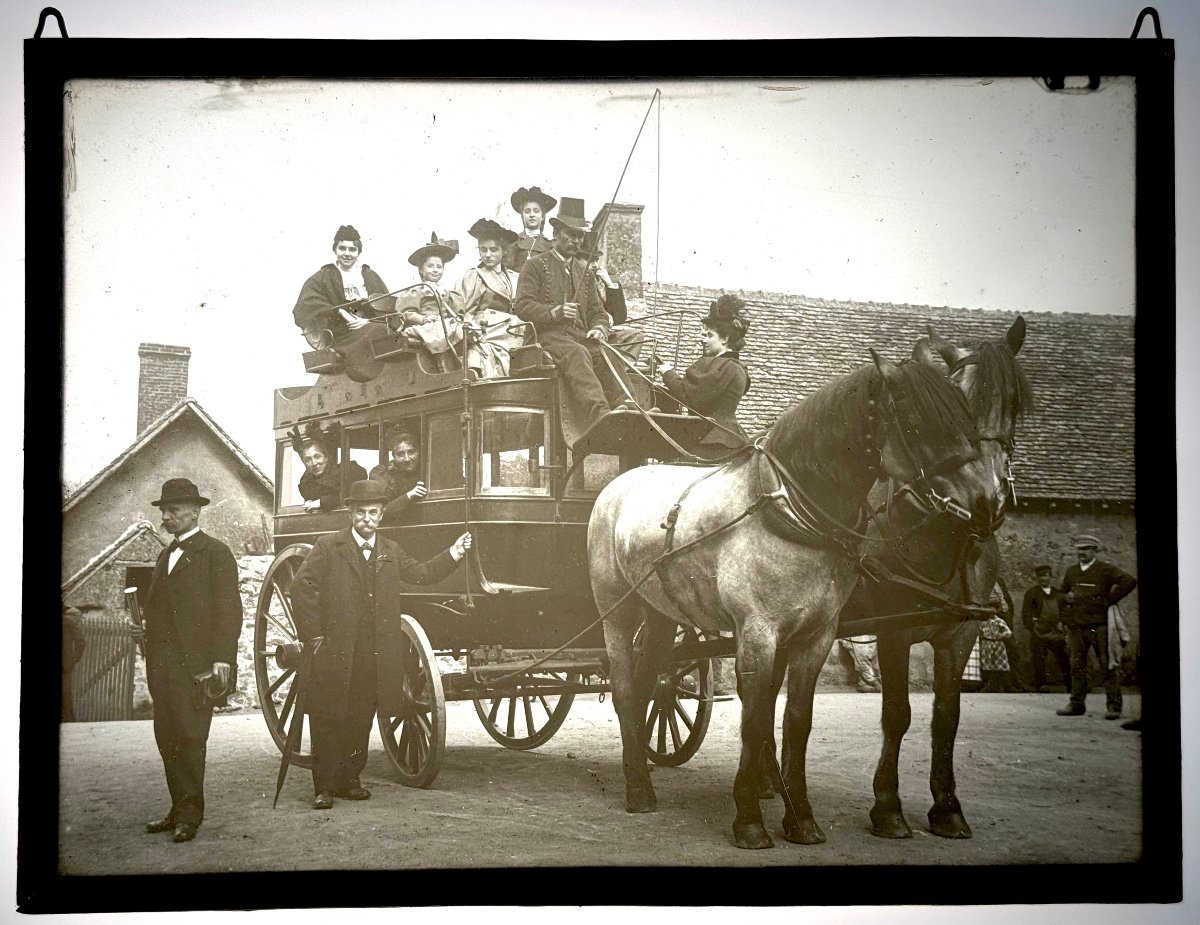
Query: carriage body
258 339 715 790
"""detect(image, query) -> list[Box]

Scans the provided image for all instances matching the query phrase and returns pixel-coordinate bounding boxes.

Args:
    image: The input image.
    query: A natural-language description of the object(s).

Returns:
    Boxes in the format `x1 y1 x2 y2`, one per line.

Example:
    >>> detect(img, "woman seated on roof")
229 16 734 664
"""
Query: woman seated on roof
394 232 467 374
452 218 527 379
292 224 391 346
502 186 556 273
655 295 751 460
290 423 368 512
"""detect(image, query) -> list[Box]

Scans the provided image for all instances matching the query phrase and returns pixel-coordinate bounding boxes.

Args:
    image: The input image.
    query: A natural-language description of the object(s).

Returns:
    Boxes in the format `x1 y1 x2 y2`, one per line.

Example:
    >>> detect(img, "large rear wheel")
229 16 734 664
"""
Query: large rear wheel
376 614 446 788
254 544 314 769
473 671 579 750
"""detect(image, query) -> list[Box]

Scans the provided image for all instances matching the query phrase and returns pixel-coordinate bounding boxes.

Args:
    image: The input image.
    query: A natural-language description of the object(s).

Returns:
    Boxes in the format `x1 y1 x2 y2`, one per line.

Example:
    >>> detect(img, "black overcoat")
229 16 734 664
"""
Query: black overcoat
292 263 389 330
290 529 459 720
662 354 750 450
143 531 243 677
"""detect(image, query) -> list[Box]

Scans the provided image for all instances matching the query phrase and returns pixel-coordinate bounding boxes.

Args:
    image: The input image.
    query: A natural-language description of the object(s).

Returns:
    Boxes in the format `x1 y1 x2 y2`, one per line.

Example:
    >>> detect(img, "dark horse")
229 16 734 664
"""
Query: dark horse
847 317 1032 840
588 352 1006 848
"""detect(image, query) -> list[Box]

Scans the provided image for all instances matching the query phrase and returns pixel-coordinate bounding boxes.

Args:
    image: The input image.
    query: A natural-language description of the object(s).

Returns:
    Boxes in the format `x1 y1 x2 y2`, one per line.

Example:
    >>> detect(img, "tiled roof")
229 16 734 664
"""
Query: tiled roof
61 520 165 594
63 398 274 511
629 284 1134 502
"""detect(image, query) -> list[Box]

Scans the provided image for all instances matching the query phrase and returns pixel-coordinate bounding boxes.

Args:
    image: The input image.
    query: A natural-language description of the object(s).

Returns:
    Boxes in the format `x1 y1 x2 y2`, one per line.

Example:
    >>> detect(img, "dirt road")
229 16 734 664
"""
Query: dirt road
58 691 1141 874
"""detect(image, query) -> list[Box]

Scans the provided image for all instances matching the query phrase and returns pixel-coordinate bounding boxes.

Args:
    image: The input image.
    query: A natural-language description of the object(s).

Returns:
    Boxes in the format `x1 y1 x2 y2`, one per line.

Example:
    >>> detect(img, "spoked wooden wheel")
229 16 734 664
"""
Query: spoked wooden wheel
645 626 714 767
254 544 314 769
473 671 580 750
376 615 446 788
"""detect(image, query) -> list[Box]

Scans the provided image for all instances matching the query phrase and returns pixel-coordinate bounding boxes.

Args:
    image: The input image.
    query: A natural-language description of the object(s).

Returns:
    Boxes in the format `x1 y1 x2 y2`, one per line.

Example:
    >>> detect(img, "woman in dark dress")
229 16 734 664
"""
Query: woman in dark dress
502 186 556 273
656 294 751 459
292 425 368 512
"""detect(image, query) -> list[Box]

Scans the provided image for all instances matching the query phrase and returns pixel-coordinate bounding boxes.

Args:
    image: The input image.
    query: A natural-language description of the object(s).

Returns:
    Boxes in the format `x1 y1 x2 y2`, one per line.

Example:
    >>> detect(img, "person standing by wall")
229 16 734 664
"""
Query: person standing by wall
1021 564 1071 692
129 478 242 843
1056 535 1138 720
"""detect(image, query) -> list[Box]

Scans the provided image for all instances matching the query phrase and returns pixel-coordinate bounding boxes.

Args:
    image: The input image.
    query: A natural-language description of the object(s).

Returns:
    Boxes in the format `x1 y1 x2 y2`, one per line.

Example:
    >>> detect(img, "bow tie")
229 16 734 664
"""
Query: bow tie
167 538 189 554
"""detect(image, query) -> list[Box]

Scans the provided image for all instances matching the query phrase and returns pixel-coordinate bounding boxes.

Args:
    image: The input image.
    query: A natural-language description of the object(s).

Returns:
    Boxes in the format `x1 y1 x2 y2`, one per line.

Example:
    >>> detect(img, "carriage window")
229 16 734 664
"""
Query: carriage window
567 453 622 495
477 408 548 495
345 425 381 479
427 411 466 494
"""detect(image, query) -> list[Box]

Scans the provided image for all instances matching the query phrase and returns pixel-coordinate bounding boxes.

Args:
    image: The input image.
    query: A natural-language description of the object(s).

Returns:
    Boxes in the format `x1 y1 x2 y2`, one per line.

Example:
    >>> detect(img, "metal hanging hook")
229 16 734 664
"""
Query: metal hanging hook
1131 7 1163 39
33 7 68 38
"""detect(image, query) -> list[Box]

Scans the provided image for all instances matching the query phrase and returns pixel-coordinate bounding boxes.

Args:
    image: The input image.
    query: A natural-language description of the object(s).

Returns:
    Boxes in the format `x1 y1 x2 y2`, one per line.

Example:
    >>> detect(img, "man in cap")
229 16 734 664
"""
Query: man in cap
1055 535 1138 719
503 186 557 273
1021 564 1070 692
515 197 624 446
130 478 242 843
290 480 472 809
292 224 391 342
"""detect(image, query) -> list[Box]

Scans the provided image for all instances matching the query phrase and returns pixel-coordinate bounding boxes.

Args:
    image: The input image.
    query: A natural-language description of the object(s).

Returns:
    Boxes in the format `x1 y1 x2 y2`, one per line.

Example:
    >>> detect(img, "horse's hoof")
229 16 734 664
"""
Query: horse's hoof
869 810 914 840
625 787 657 814
782 816 827 845
732 822 774 849
928 811 973 839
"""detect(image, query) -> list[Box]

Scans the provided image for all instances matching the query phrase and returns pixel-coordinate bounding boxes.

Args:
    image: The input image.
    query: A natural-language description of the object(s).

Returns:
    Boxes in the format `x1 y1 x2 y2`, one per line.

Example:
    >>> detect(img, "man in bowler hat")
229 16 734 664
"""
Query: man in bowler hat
130 478 242 843
290 480 471 809
1055 535 1138 719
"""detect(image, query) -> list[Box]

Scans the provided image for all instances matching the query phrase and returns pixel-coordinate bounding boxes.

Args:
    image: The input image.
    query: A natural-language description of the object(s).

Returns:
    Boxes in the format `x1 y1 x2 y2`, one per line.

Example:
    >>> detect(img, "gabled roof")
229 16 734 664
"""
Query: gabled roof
61 520 165 594
63 397 273 512
632 285 1134 502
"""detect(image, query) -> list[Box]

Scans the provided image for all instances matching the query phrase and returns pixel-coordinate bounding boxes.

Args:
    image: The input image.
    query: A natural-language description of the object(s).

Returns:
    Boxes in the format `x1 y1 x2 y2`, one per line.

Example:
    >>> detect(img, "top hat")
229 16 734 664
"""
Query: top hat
467 218 518 247
333 224 362 245
151 478 210 507
1073 534 1101 549
510 186 557 215
409 231 458 268
344 479 391 505
548 197 589 232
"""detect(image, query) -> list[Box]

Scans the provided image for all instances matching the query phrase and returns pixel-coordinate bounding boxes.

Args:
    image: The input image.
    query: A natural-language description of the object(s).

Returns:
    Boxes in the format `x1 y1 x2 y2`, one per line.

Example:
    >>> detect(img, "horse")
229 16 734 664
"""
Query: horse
850 316 1032 840
588 350 1006 849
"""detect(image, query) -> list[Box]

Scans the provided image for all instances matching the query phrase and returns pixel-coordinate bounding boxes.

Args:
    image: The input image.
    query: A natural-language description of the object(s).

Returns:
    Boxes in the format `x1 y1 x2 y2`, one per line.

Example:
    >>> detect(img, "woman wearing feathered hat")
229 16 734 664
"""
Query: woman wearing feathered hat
396 232 466 374
656 294 751 458
502 186 556 273
452 218 526 379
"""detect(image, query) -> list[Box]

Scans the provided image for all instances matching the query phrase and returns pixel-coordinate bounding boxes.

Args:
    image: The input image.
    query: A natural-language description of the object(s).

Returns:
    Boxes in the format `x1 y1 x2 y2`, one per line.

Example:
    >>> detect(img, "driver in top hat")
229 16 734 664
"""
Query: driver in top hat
514 196 626 446
129 478 242 844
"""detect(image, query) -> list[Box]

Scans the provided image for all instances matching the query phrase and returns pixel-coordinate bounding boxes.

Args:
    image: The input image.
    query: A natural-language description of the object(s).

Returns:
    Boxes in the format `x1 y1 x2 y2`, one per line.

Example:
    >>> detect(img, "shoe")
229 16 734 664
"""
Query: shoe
1121 719 1142 731
1036 685 1050 694
1056 704 1085 716
145 816 175 834
335 783 371 801
172 823 197 843
312 791 335 810
856 678 882 693
1105 709 1121 721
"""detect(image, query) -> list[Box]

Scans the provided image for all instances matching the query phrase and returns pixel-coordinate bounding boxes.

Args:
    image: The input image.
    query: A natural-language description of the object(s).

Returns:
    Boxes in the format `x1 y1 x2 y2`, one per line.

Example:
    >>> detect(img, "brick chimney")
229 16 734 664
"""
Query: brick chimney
595 202 644 298
137 343 191 435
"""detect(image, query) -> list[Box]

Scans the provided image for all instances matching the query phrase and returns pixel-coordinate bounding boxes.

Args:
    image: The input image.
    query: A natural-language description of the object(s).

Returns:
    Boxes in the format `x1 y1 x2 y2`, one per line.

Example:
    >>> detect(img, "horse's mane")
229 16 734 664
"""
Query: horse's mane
766 360 977 489
961 340 1035 423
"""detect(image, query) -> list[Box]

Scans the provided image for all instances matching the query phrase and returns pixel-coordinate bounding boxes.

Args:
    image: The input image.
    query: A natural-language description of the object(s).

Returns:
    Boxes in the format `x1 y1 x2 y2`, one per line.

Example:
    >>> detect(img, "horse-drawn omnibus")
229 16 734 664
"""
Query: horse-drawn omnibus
255 307 722 788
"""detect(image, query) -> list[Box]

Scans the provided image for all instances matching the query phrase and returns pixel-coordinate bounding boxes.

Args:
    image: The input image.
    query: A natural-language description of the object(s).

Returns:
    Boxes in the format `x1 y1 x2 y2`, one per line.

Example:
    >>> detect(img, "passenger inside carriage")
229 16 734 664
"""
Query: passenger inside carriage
290 423 368 512
395 232 465 374
373 426 428 519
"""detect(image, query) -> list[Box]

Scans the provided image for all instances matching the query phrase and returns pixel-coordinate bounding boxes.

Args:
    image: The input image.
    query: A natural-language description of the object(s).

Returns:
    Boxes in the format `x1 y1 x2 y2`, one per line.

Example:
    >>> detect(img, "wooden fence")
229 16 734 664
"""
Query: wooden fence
70 611 135 722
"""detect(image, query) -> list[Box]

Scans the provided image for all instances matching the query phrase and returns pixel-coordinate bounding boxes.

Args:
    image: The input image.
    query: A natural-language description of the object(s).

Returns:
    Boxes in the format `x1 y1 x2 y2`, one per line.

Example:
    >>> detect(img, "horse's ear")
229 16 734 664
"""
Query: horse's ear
870 347 899 382
1005 315 1026 355
927 324 969 366
911 335 941 368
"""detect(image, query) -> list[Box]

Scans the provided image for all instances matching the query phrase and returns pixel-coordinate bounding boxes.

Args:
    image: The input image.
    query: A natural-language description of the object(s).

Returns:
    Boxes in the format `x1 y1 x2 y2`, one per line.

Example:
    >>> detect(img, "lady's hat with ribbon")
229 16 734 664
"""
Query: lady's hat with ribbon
510 185 557 215
467 218 518 247
408 231 459 268
704 294 750 346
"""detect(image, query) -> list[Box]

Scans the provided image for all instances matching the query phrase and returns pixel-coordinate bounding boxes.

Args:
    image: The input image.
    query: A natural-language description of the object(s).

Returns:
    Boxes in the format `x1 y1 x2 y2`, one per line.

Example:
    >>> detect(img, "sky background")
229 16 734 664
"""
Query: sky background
3 2 1199 923
60 75 1134 487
